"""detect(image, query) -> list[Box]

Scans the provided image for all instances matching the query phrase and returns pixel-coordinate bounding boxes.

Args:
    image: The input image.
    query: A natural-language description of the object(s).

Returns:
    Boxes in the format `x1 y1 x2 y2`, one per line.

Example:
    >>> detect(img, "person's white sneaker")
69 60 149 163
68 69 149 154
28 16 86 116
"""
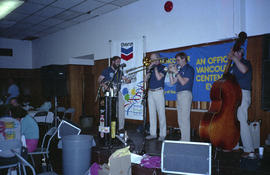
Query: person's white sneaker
146 135 157 140
158 136 165 141
241 152 257 159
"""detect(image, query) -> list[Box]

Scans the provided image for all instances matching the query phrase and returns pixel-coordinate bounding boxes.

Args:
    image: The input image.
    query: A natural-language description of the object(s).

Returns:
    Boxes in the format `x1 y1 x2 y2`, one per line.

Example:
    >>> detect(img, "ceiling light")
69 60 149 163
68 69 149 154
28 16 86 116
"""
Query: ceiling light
0 0 24 20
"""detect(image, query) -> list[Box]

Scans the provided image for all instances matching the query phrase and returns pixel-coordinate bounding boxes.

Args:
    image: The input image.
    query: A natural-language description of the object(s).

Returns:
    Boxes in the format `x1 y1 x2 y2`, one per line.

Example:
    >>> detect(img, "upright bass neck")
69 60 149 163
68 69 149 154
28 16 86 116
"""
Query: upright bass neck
224 59 232 75
223 31 247 76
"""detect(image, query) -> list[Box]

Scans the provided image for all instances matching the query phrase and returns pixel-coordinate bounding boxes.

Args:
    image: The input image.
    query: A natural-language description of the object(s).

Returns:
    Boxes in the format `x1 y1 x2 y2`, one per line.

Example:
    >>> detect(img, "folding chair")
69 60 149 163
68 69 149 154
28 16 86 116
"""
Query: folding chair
28 126 57 171
63 108 75 120
0 155 20 175
33 111 54 124
12 149 36 175
56 107 66 120
56 107 65 113
12 149 58 175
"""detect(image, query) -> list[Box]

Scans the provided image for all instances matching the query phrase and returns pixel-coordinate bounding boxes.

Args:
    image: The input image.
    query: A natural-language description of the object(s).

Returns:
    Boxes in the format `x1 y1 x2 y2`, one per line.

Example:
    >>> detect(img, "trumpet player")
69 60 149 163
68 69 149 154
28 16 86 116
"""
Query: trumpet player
169 52 194 141
145 53 167 141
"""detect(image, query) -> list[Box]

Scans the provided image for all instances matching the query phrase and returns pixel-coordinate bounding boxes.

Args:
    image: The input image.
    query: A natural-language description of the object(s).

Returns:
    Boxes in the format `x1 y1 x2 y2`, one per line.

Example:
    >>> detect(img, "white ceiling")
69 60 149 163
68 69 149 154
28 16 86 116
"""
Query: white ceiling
0 0 139 40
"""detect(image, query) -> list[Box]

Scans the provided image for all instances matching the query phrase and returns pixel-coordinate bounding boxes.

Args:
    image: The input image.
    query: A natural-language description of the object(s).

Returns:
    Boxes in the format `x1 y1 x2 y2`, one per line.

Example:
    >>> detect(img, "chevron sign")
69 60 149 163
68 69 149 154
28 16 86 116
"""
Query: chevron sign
121 42 133 61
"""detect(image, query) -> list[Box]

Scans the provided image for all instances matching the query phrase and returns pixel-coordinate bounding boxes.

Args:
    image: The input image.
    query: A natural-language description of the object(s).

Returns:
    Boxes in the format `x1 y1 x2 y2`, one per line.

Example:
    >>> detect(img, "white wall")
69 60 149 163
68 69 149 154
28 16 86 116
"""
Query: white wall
245 0 270 36
32 0 239 68
2 0 270 69
0 37 32 68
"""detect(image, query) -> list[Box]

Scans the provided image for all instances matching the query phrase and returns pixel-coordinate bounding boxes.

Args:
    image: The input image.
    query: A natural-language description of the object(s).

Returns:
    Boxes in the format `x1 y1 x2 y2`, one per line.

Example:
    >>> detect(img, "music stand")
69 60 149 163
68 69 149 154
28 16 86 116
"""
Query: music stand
139 67 152 154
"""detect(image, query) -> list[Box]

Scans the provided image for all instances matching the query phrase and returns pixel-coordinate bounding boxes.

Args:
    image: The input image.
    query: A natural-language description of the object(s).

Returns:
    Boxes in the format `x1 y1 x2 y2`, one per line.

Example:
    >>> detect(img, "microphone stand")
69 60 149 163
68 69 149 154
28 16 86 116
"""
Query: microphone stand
140 67 152 155
105 65 128 148
105 64 125 96
114 66 130 147
114 64 137 150
99 66 121 148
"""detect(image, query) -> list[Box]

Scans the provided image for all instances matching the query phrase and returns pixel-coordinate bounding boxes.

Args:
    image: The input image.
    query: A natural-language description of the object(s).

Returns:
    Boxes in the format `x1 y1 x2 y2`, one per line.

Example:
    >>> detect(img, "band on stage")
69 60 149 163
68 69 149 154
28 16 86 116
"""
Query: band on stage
95 42 254 158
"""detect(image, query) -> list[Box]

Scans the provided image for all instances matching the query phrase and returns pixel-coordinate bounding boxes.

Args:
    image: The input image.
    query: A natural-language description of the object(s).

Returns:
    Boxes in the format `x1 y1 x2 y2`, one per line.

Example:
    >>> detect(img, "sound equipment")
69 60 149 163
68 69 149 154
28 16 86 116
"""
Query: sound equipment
262 34 270 110
58 119 81 139
240 157 260 171
99 96 117 147
41 65 67 97
161 141 211 175
262 34 270 60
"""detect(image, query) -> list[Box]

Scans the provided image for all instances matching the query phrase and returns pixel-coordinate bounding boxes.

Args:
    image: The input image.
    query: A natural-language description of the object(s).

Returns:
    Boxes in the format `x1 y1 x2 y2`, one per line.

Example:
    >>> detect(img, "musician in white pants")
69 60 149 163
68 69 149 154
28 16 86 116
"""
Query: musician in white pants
145 53 167 141
169 52 194 141
229 48 254 158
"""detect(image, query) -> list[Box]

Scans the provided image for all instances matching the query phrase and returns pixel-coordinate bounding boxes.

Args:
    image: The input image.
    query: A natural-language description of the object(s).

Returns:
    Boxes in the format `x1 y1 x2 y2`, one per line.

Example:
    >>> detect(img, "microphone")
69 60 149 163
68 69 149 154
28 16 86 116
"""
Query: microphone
119 63 127 68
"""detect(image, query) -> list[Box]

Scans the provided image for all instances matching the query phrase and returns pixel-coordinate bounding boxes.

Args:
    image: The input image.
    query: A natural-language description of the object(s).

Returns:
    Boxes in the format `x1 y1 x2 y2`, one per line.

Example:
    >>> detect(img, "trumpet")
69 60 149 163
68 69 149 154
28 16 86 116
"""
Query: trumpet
165 63 181 74
143 57 168 66
126 68 146 75
128 64 178 76
125 66 143 74
125 57 168 74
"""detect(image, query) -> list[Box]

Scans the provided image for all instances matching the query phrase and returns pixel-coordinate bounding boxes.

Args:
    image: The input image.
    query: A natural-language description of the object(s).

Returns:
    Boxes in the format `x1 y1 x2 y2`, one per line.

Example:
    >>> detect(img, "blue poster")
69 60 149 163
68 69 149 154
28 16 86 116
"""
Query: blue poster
160 41 247 102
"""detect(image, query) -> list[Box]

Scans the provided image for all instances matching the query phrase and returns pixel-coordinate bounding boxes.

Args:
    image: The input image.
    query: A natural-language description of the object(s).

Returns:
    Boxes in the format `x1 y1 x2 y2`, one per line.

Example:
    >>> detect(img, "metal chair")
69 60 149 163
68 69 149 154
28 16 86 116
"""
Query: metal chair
56 107 66 121
33 111 54 124
56 107 66 113
28 126 57 171
12 149 58 175
63 108 75 120
0 160 20 175
12 149 36 175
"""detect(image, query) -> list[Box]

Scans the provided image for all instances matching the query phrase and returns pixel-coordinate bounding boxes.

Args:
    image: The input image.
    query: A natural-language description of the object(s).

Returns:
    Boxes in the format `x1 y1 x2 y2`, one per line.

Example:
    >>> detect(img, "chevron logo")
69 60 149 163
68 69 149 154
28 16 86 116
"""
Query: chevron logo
121 42 133 61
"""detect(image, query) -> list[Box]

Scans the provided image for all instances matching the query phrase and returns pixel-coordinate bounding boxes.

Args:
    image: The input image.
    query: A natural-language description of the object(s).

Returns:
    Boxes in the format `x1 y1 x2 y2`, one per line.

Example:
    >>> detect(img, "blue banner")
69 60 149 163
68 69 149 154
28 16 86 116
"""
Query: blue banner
160 41 247 101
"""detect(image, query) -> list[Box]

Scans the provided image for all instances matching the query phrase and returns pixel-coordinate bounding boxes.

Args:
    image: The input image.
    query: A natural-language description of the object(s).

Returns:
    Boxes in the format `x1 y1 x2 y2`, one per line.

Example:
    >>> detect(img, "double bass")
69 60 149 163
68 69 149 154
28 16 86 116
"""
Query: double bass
199 32 247 150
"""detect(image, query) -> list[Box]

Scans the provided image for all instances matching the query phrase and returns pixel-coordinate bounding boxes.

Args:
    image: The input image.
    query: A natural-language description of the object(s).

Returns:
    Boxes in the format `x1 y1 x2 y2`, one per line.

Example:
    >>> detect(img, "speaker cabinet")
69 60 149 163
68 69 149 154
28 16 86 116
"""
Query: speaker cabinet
161 141 211 175
41 65 67 97
262 34 270 110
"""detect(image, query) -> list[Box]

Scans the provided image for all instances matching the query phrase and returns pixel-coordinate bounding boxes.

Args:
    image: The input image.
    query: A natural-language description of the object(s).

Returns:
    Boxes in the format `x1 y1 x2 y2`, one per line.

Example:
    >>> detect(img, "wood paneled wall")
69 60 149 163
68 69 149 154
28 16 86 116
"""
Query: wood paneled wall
247 35 270 145
68 65 83 123
67 65 95 123
0 68 44 106
0 65 95 124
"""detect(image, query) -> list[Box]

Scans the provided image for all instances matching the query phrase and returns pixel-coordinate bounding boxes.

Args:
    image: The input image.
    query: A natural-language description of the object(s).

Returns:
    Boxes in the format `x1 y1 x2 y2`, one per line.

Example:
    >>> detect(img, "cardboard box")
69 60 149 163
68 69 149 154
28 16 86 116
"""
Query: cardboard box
98 164 110 175
110 155 131 175
98 155 131 175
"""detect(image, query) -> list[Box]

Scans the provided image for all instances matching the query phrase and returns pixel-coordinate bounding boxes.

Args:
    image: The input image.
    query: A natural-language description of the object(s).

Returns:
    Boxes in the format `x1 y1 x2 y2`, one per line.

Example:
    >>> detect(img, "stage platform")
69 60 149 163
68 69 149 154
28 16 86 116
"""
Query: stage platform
46 121 270 175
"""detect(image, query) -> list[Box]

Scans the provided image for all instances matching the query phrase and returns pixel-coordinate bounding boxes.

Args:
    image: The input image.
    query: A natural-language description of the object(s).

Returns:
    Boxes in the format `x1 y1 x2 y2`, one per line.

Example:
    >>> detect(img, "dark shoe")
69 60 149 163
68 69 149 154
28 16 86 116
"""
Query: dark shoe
232 148 242 153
